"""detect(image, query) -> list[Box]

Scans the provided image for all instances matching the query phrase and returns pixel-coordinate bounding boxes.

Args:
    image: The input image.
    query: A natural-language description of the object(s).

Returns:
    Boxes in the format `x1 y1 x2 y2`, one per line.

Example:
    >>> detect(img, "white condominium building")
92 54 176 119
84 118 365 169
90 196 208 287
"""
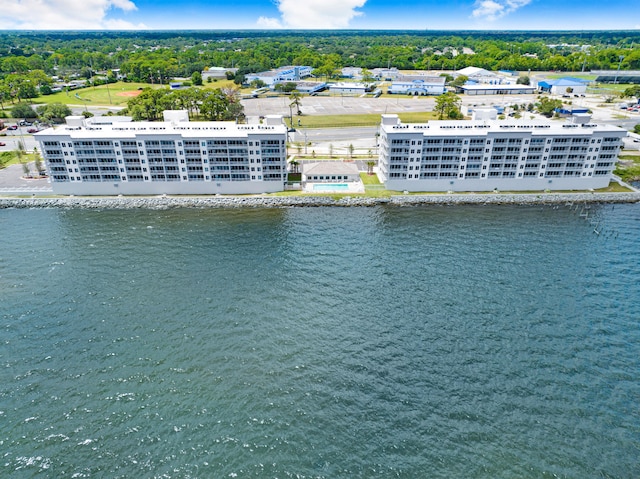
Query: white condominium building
36 113 288 195
378 115 627 192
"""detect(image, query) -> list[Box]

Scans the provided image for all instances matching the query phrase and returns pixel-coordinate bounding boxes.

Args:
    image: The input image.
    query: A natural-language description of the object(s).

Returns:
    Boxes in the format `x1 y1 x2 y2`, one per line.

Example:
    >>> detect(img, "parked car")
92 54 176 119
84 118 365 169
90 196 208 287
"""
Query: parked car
0 141 6 146
19 120 33 126
7 125 18 130
27 128 38 133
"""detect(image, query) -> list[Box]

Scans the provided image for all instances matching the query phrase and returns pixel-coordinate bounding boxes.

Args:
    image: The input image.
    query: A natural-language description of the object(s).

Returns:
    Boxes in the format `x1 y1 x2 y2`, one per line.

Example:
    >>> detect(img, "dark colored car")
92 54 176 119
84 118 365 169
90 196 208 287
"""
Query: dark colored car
0 141 6 146
7 125 18 130
27 128 38 133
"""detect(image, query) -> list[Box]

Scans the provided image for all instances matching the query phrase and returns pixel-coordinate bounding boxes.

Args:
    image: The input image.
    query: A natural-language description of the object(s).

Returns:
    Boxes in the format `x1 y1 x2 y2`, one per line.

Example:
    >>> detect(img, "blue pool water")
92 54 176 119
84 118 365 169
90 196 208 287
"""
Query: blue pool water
312 182 350 191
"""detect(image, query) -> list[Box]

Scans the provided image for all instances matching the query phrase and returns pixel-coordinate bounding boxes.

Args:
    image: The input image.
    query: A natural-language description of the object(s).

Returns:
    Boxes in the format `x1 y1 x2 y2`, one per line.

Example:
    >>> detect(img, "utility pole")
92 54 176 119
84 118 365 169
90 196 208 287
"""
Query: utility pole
614 55 624 84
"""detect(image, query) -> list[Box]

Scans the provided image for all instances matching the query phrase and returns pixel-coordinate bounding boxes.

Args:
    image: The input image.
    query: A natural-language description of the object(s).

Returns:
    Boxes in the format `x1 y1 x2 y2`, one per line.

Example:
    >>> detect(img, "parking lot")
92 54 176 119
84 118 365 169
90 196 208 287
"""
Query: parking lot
241 93 542 119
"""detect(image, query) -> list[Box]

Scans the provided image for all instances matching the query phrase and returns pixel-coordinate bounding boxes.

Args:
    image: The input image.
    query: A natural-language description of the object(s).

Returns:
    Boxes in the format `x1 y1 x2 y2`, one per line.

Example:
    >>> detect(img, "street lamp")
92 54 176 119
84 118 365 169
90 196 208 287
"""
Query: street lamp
614 55 624 84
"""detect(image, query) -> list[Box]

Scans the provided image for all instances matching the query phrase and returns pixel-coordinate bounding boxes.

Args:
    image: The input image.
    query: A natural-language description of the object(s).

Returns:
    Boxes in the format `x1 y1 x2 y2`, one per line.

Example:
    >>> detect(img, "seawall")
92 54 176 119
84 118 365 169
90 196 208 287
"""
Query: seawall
1 192 640 209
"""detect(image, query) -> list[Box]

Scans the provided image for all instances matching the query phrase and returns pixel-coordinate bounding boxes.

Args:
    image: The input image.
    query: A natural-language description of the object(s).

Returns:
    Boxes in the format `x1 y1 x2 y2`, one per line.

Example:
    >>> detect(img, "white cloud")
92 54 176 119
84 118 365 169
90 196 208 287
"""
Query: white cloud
261 0 367 29
0 0 146 30
472 0 531 21
257 16 284 29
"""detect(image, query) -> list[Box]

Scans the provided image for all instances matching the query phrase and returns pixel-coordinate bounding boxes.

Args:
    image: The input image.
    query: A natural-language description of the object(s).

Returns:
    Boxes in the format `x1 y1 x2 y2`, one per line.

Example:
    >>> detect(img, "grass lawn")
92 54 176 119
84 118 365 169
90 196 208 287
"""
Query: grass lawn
12 80 244 110
588 83 634 94
544 73 598 81
614 154 640 183
0 151 40 168
32 82 154 107
595 182 634 192
360 172 381 185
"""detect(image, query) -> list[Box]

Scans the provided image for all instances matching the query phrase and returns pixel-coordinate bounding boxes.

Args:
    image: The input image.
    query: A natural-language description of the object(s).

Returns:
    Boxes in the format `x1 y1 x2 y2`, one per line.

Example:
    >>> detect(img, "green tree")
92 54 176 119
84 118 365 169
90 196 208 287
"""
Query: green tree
366 160 376 175
191 71 203 86
0 83 11 109
622 85 640 98
227 101 245 122
516 75 531 85
36 103 72 124
451 75 468 87
439 73 454 83
250 79 267 89
634 124 640 135
536 97 563 117
199 91 228 120
199 88 244 121
361 69 376 90
11 103 37 120
125 87 169 121
233 72 245 85
289 90 302 115
21 160 30 177
33 148 45 175
276 82 298 93
434 92 462 120
5 74 39 101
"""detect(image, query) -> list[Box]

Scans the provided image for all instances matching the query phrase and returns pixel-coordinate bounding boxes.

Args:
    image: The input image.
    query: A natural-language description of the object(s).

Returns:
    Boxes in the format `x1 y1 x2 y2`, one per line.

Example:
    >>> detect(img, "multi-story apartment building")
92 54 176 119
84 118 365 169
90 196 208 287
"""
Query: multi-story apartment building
378 114 627 192
35 113 288 195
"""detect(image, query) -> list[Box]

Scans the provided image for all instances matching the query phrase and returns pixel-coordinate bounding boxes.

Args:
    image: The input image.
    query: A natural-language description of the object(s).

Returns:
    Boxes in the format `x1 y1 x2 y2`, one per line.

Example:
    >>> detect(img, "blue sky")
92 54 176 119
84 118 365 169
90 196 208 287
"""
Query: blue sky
2 0 639 30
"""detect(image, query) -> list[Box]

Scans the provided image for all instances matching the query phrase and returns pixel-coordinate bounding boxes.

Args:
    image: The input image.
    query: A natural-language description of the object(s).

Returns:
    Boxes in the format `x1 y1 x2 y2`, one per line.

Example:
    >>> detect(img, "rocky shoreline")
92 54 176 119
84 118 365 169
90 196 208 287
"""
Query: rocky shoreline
1 192 640 209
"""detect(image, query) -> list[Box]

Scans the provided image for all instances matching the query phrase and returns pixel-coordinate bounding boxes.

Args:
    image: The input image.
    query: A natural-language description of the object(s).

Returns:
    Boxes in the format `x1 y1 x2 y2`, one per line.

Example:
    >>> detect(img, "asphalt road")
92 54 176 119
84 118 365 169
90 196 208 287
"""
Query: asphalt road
0 126 40 153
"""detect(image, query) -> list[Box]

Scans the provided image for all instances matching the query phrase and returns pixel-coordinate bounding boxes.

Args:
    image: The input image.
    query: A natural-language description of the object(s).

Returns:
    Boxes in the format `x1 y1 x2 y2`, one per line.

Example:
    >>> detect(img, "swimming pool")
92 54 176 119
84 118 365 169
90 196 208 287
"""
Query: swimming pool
312 183 350 192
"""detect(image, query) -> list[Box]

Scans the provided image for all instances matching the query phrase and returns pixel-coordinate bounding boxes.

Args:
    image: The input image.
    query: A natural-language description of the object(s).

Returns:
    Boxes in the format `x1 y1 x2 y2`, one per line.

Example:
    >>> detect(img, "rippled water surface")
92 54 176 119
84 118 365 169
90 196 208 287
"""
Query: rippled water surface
1 204 639 478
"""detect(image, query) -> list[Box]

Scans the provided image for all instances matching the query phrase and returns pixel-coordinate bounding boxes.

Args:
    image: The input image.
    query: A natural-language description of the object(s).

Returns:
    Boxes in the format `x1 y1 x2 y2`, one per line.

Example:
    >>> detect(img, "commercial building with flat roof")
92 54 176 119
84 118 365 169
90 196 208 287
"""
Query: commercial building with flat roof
378 114 626 192
35 112 288 196
328 82 368 95
455 84 536 95
387 76 446 95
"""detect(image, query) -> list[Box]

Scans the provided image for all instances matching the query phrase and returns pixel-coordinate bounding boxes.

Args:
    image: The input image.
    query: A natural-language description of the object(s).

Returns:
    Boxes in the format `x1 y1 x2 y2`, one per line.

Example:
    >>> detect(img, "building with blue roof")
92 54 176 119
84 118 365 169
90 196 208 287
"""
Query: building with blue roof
537 77 589 95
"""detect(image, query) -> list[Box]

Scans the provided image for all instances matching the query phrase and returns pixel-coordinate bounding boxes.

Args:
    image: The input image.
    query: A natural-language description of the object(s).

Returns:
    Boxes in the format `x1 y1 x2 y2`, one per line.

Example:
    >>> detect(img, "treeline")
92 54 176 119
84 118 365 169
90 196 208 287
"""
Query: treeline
1 30 640 102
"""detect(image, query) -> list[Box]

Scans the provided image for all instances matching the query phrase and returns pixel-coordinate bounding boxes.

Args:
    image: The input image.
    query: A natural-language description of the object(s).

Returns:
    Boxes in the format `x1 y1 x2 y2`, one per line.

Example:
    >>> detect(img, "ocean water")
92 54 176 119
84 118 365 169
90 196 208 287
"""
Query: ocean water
1 204 639 478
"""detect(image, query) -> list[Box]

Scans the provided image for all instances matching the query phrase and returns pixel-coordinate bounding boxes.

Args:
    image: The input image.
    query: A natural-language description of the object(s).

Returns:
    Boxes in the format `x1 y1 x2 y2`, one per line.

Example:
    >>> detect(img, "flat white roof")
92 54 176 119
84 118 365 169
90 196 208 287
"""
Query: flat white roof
303 162 360 176
329 82 367 89
381 118 626 137
35 120 287 139
460 84 535 91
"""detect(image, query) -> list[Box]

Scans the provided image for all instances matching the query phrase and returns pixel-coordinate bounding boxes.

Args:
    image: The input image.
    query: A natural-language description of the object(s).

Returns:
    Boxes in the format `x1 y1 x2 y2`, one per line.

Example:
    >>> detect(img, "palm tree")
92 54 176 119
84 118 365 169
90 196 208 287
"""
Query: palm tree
366 160 376 175
289 90 302 116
